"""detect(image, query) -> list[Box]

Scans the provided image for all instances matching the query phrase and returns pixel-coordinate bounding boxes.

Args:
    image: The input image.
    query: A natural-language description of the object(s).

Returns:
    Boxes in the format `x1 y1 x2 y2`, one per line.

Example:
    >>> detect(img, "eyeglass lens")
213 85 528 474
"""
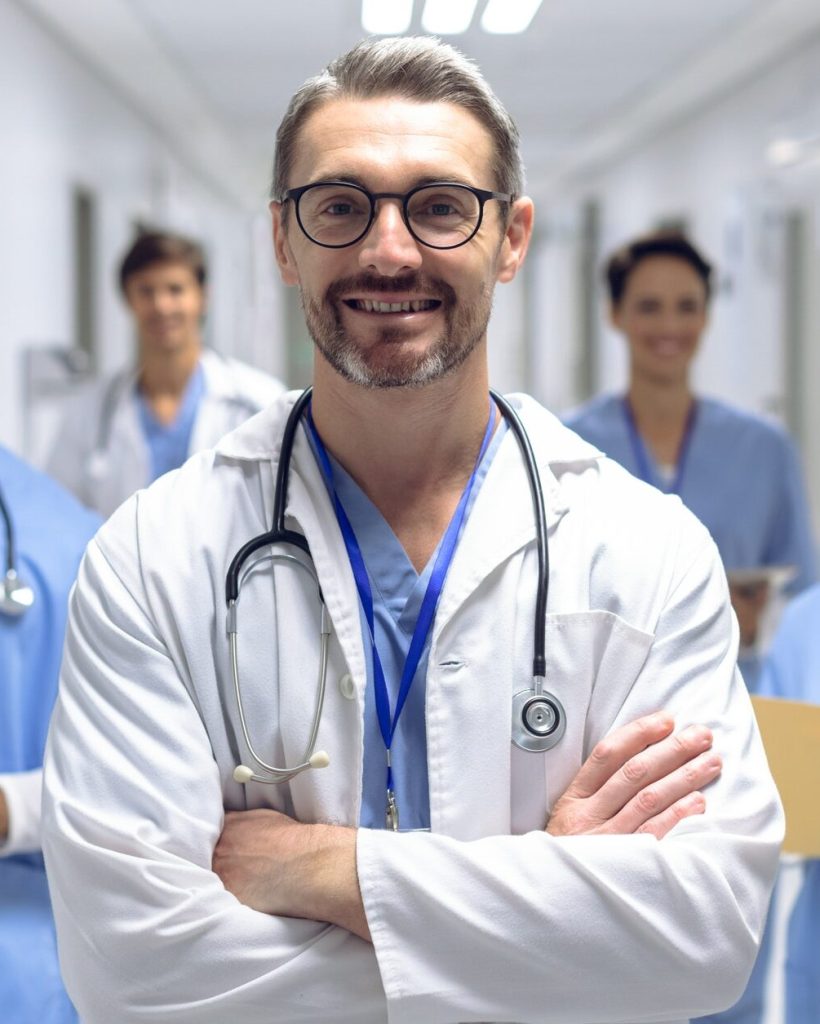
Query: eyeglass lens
297 184 482 248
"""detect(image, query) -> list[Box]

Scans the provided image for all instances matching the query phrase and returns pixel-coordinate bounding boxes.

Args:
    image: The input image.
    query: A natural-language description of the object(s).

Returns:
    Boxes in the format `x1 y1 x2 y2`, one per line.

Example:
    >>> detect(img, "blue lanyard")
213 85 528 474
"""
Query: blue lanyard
307 398 496 829
621 396 698 495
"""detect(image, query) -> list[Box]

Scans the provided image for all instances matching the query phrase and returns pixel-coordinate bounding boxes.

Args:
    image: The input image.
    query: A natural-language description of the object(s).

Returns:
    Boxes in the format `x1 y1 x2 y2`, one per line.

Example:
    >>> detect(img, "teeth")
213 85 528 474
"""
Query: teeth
354 299 435 313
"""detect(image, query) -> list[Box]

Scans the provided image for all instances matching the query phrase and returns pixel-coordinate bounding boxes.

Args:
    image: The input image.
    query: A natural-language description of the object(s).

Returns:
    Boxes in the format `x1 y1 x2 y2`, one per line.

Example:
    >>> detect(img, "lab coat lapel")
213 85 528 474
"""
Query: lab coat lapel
270 429 369 824
433 414 569 636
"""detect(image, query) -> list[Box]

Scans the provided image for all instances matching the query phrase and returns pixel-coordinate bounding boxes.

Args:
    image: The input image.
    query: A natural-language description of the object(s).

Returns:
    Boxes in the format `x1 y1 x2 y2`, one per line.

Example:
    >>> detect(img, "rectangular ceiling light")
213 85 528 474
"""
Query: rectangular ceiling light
362 0 413 35
421 0 479 35
481 0 543 34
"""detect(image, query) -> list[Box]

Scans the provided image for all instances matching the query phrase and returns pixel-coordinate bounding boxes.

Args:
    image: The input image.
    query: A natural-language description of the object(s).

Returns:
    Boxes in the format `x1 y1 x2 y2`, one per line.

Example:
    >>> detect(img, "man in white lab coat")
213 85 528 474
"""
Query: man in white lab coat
46 230 285 517
42 37 782 1024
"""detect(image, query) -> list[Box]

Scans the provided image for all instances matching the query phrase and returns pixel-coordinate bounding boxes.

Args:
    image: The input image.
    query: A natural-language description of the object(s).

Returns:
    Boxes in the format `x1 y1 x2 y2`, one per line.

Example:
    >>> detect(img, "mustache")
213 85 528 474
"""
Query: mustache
325 273 455 304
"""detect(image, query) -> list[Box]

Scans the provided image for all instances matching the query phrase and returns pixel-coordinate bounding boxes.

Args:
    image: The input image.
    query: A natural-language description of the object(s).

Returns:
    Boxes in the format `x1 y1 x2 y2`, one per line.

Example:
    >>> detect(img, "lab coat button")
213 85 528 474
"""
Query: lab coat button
339 673 356 700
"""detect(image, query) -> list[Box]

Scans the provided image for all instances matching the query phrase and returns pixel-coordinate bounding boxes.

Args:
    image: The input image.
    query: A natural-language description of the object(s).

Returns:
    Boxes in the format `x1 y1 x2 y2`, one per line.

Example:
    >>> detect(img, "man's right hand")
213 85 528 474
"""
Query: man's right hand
547 712 721 840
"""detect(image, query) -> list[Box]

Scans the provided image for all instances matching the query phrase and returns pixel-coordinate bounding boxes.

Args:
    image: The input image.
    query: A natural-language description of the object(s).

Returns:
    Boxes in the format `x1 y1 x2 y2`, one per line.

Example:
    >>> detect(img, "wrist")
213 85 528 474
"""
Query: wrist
302 824 370 941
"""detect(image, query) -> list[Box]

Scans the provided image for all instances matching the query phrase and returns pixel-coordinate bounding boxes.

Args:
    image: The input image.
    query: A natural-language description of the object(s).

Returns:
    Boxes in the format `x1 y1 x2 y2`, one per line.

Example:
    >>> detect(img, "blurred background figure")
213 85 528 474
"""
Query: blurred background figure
0 448 99 1023
45 231 286 517
757 585 820 1024
564 232 816 691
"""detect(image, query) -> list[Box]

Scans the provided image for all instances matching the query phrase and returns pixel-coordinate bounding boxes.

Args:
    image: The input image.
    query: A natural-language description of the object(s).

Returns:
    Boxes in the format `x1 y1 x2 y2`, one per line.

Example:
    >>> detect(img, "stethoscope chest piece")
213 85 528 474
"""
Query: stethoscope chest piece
1 570 34 618
511 686 566 752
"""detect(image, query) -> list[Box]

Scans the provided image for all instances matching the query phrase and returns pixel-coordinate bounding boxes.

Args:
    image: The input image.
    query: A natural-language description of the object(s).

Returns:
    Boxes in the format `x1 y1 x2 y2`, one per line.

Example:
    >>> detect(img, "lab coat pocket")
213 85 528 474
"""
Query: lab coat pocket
511 611 655 834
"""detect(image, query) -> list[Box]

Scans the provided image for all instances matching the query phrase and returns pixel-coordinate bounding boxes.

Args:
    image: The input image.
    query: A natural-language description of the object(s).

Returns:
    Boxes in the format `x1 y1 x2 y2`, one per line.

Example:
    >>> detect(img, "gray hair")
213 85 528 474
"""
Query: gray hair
271 36 524 203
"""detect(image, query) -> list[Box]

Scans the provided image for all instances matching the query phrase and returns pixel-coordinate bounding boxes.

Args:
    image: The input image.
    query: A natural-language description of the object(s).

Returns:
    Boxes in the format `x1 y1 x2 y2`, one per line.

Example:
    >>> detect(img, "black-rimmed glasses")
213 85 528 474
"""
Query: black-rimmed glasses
283 181 513 250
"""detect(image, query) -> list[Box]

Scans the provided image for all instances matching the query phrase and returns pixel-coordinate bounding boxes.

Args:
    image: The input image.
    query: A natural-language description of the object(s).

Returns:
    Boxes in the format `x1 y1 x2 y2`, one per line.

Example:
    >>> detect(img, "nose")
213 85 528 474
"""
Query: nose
152 288 178 315
358 198 423 277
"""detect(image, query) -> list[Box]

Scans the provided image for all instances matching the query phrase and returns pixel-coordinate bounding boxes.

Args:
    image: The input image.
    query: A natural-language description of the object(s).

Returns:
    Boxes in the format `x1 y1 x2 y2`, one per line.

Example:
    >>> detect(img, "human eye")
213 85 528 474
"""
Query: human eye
412 187 471 221
311 187 368 219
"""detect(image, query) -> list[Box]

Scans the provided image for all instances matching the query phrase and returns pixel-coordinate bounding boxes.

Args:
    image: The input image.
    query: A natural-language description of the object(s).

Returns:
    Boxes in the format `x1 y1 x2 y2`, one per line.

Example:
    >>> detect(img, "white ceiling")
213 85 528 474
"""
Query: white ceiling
17 0 820 207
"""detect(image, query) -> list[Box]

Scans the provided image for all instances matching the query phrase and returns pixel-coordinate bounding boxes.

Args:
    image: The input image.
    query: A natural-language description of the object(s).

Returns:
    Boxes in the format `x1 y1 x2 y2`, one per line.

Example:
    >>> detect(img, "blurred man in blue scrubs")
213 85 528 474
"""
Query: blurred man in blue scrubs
0 447 100 1023
757 584 820 1024
565 231 816 692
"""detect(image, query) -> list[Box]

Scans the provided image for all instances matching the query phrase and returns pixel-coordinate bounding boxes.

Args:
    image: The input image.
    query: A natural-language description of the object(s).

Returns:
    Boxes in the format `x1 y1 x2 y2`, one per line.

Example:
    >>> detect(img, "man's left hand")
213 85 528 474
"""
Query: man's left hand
213 809 371 942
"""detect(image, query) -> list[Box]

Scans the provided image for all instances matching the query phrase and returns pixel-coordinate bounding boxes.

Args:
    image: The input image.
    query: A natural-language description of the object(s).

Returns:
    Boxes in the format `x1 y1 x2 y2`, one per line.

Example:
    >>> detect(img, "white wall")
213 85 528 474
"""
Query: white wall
0 1 286 456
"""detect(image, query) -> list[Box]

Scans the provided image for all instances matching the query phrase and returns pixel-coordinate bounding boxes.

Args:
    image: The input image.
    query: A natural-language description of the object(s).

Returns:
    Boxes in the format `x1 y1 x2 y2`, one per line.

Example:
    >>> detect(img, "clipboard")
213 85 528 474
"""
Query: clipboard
726 565 797 592
726 565 797 655
751 695 820 856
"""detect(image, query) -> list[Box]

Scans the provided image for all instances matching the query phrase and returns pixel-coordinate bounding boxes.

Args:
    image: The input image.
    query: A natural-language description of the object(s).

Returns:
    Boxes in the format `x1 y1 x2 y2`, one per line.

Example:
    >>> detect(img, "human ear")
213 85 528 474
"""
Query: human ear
271 201 299 286
496 197 534 284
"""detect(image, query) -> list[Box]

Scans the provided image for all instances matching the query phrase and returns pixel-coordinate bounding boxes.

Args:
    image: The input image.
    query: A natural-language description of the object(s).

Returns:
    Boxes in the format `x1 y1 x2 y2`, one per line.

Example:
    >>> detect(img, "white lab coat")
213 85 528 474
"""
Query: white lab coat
45 348 285 517
42 391 783 1024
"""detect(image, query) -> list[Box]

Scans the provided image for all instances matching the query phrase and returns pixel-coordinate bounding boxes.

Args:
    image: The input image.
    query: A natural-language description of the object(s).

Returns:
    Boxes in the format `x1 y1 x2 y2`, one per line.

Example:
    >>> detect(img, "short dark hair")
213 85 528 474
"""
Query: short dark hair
272 36 523 206
118 230 207 293
605 231 713 307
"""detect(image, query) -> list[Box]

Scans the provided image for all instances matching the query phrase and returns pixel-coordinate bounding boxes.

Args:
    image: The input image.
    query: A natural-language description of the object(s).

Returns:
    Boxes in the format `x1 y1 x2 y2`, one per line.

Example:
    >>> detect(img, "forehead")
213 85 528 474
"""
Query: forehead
125 260 200 289
289 97 496 190
626 256 706 294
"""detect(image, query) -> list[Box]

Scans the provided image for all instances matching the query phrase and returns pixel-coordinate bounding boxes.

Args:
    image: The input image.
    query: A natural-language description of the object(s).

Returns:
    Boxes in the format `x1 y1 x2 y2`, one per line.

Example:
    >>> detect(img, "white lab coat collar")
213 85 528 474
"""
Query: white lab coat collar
215 390 603 678
216 389 602 496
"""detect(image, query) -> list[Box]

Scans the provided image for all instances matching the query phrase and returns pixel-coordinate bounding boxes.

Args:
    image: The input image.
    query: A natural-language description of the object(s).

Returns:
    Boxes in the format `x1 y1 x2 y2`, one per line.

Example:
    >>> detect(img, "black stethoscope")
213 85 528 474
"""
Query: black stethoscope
0 485 35 617
224 388 565 787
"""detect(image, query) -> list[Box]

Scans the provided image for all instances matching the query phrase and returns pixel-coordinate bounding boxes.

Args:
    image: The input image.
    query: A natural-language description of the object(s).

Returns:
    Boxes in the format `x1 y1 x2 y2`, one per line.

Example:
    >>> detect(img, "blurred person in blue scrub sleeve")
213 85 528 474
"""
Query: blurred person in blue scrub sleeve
565 231 816 693
756 583 820 1024
0 447 100 1022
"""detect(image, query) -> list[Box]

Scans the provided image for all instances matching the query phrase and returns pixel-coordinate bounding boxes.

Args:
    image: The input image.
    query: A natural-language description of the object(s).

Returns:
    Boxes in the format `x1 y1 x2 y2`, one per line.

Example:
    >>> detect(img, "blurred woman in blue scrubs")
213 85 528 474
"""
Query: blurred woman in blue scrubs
0 447 100 1023
758 585 820 1024
565 231 816 690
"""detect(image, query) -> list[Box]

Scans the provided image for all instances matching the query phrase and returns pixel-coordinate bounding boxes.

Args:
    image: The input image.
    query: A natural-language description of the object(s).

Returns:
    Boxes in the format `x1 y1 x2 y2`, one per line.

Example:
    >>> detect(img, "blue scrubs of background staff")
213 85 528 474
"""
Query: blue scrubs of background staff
758 584 820 1024
0 448 100 1024
564 394 816 602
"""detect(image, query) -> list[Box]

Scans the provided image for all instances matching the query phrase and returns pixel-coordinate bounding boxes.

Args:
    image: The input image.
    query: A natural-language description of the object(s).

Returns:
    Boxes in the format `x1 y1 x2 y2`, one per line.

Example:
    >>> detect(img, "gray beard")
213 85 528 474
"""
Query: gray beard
301 273 493 390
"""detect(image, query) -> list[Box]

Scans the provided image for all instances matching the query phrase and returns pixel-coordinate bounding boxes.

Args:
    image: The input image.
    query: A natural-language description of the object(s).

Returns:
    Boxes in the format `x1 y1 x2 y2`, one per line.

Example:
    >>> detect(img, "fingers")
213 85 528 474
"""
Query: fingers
590 723 716 820
635 791 708 840
563 712 675 800
607 749 722 835
547 717 722 839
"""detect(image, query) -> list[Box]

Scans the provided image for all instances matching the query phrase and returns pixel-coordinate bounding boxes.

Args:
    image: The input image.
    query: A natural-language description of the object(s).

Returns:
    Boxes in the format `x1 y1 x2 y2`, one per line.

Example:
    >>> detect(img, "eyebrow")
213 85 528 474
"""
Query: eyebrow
306 172 476 191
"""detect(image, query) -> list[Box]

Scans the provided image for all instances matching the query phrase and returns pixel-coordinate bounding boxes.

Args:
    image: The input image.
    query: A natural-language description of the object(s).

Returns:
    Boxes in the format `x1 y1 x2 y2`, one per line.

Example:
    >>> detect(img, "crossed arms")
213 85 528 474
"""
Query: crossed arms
213 713 722 943
42 522 782 1024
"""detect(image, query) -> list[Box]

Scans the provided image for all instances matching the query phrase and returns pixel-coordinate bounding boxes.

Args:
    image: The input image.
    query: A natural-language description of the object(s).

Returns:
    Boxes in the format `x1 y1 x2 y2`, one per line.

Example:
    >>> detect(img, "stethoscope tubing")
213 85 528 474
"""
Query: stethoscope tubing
225 387 314 604
225 387 560 782
489 390 549 682
0 485 15 578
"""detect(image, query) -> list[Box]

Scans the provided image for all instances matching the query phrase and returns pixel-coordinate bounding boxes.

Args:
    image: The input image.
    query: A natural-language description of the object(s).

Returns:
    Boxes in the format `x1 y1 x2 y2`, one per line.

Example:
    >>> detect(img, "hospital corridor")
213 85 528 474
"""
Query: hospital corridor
2 1 820 1022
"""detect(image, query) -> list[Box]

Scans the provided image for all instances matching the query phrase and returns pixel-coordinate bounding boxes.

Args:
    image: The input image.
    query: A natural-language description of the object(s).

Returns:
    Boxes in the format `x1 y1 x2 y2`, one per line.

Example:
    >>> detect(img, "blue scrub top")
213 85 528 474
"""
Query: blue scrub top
307 421 506 831
137 361 206 482
757 585 820 1024
563 394 817 592
0 448 100 1024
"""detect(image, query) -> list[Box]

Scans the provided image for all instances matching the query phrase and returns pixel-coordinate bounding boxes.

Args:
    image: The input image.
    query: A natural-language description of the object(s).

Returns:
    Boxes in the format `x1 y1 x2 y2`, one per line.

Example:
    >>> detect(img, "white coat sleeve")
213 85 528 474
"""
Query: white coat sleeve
41 537 387 1024
356 532 784 1024
0 769 42 855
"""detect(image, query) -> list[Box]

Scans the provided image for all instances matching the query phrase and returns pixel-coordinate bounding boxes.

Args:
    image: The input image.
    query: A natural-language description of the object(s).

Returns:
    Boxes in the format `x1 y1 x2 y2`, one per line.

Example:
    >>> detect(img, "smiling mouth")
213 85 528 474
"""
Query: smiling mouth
344 298 441 313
